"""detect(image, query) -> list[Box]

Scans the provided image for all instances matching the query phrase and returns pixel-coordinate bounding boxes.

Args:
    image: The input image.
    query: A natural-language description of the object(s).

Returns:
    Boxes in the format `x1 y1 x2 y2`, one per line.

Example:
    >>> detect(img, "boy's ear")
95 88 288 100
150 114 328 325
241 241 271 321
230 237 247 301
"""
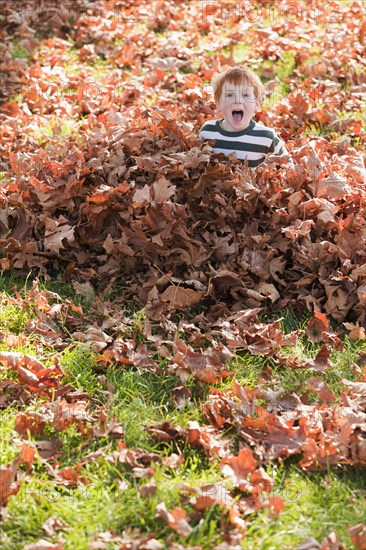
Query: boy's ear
255 98 262 110
256 92 264 110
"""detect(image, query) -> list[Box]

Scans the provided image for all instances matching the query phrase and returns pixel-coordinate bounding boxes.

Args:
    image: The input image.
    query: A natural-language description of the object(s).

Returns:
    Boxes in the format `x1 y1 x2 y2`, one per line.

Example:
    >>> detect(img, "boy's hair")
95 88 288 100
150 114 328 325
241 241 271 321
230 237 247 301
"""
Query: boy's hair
212 66 265 104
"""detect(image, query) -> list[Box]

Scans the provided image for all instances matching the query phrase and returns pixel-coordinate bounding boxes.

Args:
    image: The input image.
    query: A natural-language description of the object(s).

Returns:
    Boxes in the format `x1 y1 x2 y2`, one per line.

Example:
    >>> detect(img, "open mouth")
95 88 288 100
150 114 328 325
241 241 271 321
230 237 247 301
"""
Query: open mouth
232 110 244 121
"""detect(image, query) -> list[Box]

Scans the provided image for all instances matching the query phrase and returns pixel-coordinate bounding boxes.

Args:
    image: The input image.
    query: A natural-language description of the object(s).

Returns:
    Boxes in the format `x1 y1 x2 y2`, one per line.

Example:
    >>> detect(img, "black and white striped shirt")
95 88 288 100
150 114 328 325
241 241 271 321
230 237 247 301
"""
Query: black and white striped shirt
199 119 292 167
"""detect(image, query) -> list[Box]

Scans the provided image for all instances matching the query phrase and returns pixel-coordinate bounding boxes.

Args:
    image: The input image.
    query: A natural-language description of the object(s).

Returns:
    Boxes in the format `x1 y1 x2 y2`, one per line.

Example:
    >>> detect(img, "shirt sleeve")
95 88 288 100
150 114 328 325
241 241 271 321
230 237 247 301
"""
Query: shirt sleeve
271 132 294 166
199 123 209 140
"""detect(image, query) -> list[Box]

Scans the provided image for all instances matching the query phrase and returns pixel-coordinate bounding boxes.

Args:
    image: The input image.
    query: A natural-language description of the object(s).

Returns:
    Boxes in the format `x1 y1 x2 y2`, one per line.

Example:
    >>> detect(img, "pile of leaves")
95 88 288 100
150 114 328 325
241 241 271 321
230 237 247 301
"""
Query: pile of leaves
2 105 366 323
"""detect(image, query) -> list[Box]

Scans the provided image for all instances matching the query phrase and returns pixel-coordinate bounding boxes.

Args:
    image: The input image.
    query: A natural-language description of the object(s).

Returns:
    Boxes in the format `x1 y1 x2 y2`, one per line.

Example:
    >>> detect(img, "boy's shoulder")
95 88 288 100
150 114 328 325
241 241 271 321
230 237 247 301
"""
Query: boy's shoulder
200 120 219 132
250 120 278 137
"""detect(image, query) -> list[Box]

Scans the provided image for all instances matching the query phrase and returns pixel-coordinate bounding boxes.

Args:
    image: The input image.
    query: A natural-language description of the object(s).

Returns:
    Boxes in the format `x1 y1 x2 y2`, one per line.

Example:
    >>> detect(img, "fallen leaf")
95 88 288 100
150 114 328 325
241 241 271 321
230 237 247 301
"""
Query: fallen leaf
155 502 192 536
306 312 329 343
160 285 204 309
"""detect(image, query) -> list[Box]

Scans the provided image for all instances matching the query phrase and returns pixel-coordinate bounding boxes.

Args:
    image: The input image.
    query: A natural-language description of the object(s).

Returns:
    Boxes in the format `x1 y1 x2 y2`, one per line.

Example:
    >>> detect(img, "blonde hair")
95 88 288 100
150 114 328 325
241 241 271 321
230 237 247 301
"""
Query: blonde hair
212 66 265 104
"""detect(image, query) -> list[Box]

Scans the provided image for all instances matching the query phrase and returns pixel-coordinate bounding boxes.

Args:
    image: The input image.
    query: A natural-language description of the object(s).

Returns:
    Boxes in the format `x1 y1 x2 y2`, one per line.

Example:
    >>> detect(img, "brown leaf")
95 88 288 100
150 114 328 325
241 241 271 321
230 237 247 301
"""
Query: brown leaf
160 286 204 309
303 345 330 372
256 283 280 303
0 352 45 372
15 412 47 435
320 531 347 550
151 177 176 204
0 455 22 507
228 507 246 530
344 323 366 341
44 219 74 253
191 483 233 510
138 481 157 497
56 467 79 486
17 365 40 387
132 184 151 207
278 345 331 372
42 515 70 537
19 442 36 471
316 173 351 200
155 502 192 536
171 339 233 383
307 377 336 405
242 406 278 431
349 524 366 550
306 312 329 343
268 495 285 516
147 421 183 442
220 448 257 490
72 326 112 352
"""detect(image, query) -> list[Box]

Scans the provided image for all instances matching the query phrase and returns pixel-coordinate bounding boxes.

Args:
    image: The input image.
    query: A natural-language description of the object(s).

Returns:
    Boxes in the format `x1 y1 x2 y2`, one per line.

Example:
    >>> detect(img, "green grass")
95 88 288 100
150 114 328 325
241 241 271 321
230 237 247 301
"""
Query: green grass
333 107 366 131
103 367 204 450
274 51 296 81
10 41 32 60
61 346 104 396
0 301 35 334
1 273 365 549
0 409 20 463
232 310 363 400
220 43 250 64
241 464 365 550
3 453 363 549
258 51 296 108
26 115 84 144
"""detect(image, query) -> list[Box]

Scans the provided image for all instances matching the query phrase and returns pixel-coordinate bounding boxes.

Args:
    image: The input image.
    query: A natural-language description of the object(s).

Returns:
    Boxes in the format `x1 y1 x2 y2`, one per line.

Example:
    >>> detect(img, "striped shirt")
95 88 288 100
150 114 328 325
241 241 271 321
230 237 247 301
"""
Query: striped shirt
199 119 293 167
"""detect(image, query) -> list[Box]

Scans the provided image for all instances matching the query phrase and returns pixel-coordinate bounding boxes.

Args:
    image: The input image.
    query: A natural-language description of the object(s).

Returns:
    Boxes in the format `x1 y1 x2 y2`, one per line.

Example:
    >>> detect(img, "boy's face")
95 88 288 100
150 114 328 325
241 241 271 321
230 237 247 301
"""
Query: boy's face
218 81 258 132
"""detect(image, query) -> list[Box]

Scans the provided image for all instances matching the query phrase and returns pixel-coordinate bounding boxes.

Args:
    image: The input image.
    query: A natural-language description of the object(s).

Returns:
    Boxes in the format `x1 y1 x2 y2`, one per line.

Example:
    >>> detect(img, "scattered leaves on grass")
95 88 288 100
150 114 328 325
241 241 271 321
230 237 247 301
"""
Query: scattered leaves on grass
0 1 365 547
0 442 35 511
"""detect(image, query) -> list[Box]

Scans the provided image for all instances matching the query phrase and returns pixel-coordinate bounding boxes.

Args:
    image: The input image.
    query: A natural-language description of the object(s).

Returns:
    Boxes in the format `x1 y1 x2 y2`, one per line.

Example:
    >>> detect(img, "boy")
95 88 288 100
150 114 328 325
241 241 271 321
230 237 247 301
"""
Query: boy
199 66 293 167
